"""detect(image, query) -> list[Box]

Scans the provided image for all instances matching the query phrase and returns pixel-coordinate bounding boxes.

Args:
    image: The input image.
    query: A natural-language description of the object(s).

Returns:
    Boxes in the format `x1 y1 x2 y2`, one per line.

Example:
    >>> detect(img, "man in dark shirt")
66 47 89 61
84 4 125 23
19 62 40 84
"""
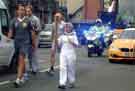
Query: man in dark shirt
8 4 35 87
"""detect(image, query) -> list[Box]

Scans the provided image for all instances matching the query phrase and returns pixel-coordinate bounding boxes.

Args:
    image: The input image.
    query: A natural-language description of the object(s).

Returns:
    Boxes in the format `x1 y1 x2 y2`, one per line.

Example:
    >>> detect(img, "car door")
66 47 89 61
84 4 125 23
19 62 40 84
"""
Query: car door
0 9 14 66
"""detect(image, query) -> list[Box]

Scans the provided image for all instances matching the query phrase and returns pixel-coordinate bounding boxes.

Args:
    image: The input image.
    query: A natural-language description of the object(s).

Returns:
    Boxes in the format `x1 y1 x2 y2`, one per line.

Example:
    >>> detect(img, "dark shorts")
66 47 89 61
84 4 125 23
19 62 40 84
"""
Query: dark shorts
14 42 32 58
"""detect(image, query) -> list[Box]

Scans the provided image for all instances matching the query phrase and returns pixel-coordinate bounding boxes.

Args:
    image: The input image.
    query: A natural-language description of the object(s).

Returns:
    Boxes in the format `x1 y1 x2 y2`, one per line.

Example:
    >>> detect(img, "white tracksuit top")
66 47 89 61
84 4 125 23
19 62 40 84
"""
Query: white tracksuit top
58 32 79 55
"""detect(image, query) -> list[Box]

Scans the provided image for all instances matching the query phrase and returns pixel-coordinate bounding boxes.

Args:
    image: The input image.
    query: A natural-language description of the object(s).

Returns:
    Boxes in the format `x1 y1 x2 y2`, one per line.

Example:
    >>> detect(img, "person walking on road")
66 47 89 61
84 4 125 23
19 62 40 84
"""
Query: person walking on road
25 5 41 74
48 11 65 75
58 23 79 89
8 4 35 87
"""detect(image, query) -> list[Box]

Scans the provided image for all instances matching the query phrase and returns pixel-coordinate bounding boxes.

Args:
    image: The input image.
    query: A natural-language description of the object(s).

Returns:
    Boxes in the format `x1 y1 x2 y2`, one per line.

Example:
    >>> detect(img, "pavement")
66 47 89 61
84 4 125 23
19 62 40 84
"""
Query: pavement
0 47 135 91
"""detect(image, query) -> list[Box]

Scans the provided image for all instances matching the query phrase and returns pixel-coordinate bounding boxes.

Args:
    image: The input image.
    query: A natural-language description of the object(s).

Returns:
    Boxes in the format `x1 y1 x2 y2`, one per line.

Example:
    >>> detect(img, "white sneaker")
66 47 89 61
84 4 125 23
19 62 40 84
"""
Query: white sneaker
13 79 22 88
20 78 26 84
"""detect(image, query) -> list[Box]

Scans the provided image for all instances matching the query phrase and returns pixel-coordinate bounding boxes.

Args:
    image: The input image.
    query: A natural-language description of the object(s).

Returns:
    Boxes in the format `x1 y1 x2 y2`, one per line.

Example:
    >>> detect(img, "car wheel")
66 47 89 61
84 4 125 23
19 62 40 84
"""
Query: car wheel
88 52 92 57
0 65 9 74
97 52 102 56
109 59 115 63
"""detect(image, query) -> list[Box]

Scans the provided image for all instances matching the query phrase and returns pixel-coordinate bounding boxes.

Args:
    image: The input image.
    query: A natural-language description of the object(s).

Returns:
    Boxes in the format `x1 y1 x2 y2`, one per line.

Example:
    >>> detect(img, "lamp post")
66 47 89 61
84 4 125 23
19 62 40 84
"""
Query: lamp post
48 0 53 23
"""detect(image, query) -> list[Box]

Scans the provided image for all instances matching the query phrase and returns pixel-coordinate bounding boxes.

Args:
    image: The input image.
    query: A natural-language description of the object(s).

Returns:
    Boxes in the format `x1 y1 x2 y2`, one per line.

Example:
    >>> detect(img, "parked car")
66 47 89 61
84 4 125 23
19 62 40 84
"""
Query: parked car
108 28 135 63
0 0 17 72
38 24 52 47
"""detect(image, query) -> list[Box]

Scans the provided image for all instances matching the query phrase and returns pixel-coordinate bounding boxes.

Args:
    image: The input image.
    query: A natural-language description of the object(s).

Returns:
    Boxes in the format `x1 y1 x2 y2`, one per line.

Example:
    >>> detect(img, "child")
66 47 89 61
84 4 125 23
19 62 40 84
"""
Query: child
58 23 79 89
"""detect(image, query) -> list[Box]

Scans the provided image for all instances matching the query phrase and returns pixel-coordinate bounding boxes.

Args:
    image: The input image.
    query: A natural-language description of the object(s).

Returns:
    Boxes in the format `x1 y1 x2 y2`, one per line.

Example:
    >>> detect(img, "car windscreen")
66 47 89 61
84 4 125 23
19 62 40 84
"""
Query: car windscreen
120 30 135 39
43 25 52 31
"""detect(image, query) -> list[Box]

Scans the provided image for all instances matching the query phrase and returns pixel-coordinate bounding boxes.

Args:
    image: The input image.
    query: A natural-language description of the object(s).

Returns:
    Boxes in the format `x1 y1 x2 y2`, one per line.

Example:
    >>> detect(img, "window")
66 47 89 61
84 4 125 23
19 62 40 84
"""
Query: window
120 30 135 39
0 9 9 36
1 10 8 27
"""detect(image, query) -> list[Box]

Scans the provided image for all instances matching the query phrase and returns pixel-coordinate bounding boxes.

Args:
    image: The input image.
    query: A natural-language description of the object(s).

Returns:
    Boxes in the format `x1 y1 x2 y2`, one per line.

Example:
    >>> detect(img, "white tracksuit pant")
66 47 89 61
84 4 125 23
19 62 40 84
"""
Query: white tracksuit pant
58 33 78 85
59 52 76 85
29 37 39 72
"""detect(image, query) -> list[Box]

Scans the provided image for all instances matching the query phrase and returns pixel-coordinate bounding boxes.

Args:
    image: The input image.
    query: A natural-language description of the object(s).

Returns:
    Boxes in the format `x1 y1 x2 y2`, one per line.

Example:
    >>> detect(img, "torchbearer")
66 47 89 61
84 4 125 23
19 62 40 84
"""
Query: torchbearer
48 11 65 75
57 22 79 89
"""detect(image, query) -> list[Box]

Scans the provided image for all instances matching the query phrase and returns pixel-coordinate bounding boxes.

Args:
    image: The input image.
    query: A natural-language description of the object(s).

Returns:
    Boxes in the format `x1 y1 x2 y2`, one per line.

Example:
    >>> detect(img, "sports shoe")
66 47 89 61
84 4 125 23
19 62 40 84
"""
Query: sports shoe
58 85 66 89
69 83 75 88
31 71 37 75
47 67 55 76
13 79 23 88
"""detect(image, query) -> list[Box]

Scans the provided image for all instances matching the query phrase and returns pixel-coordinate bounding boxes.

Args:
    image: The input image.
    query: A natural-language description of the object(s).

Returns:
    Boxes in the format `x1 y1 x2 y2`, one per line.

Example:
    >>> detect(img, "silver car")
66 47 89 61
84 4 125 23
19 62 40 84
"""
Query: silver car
0 1 17 72
38 24 52 47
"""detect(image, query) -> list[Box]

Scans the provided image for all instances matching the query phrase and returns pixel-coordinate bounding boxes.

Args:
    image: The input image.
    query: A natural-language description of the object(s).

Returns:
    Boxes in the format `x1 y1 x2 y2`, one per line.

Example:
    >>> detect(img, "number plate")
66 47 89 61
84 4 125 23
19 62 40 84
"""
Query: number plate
132 52 135 57
124 52 130 57
124 52 135 57
133 52 135 57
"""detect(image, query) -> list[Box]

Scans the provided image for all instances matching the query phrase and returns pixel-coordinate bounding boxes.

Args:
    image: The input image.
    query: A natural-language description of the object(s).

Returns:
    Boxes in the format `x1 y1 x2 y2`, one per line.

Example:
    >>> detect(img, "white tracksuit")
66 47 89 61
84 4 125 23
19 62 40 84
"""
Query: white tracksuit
58 32 79 85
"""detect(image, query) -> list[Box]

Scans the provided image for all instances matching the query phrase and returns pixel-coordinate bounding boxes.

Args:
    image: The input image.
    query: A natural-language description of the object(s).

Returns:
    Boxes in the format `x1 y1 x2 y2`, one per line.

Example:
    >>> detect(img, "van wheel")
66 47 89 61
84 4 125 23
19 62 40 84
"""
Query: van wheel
9 52 18 73
38 44 41 48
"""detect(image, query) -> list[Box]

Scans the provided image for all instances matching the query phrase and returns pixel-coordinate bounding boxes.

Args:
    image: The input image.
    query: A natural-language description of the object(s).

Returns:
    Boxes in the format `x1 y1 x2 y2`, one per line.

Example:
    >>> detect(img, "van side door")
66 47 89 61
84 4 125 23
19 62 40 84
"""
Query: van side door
0 9 14 66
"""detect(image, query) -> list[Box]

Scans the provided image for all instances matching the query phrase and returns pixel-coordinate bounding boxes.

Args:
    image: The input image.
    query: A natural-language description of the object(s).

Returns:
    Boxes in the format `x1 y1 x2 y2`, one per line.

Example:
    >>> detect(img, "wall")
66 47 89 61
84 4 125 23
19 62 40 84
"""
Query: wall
67 0 84 14
84 0 102 20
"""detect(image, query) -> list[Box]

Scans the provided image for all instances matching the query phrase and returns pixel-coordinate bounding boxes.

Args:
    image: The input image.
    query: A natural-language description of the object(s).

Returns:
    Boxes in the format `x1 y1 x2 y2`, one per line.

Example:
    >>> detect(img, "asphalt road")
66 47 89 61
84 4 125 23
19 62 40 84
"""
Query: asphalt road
0 47 135 91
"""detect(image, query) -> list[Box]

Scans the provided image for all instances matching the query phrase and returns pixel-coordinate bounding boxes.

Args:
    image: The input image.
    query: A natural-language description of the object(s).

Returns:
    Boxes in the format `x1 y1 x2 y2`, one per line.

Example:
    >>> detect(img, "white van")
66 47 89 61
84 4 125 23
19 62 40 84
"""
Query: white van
0 0 16 71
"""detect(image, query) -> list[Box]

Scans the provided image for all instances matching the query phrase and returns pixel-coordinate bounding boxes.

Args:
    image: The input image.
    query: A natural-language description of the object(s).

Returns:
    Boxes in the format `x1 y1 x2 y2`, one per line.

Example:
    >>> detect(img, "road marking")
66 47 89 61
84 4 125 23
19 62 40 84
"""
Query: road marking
0 65 59 86
39 65 59 73
0 80 11 86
